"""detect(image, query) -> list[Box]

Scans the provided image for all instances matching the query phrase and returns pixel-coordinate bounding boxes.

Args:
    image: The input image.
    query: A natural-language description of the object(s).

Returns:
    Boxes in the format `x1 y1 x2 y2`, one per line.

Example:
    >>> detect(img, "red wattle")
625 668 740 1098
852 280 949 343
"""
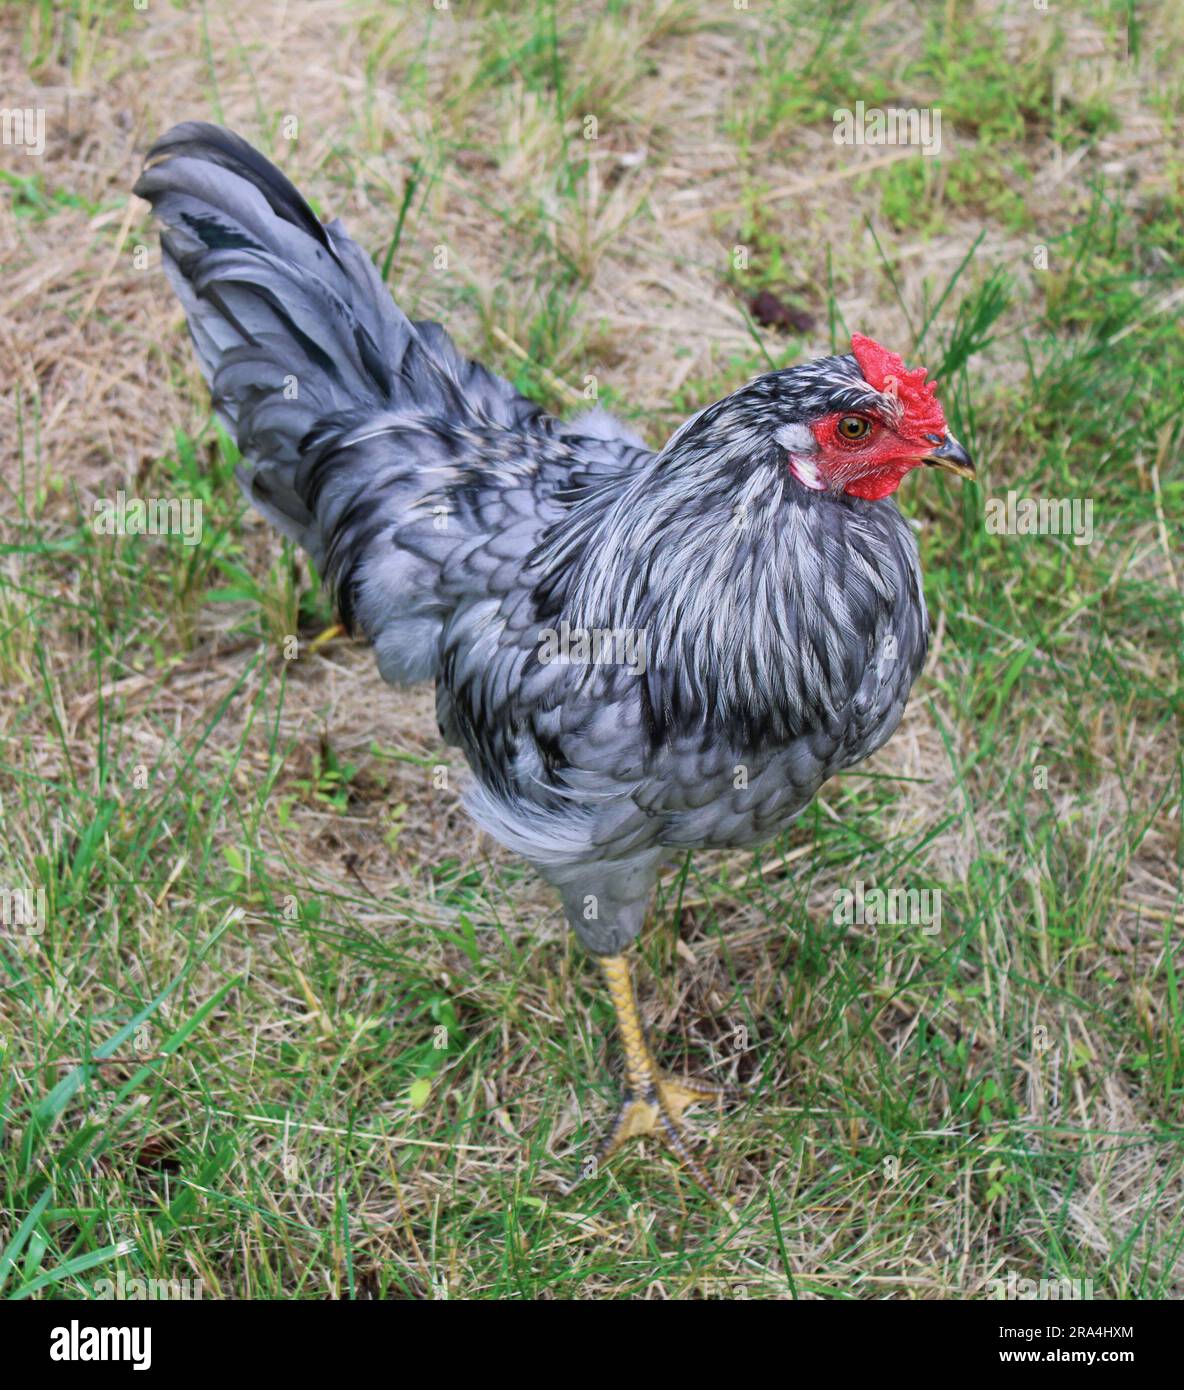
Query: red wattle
842 464 914 501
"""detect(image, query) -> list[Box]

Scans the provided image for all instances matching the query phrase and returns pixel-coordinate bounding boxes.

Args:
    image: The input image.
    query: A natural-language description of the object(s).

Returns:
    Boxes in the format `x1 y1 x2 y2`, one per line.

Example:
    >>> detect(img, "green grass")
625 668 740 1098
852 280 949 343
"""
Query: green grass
0 0 1182 1300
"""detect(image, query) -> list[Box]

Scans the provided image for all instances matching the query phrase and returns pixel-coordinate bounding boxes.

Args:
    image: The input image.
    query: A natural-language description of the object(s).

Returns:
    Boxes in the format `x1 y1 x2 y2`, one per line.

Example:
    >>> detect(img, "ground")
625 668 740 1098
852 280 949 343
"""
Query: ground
0 0 1181 1299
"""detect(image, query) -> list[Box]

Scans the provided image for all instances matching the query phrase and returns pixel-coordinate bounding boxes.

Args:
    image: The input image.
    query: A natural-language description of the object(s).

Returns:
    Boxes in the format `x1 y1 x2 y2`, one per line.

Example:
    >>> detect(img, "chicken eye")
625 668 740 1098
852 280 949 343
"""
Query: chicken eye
837 415 872 441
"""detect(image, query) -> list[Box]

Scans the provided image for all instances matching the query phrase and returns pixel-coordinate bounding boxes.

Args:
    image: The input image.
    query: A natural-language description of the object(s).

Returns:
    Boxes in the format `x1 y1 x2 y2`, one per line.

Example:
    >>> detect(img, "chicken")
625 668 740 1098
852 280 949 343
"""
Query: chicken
135 123 975 1202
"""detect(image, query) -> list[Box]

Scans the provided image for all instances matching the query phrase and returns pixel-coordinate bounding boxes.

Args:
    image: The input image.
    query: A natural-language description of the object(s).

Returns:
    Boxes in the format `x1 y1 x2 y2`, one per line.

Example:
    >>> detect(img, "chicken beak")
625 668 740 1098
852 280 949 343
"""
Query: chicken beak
921 433 976 480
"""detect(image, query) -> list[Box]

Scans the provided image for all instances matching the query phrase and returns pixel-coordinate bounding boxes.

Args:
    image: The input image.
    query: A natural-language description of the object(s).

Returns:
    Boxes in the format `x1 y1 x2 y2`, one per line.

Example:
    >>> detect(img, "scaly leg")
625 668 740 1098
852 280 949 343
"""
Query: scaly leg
595 952 734 1206
308 622 346 653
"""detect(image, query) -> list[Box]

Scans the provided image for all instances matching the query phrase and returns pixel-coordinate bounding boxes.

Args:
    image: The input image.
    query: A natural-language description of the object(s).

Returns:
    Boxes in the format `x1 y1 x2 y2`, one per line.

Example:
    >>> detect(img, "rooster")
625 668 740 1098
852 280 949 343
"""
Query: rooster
135 124 975 1201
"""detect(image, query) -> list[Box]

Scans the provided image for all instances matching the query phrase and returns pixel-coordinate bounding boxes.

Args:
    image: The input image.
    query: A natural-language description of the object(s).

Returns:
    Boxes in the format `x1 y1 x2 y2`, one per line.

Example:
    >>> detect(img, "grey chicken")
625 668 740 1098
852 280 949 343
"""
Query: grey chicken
135 124 975 1200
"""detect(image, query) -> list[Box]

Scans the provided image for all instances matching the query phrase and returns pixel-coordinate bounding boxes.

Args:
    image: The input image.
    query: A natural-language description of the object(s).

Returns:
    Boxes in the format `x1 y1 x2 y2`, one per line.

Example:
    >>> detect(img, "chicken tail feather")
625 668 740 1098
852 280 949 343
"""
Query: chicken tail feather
134 123 535 553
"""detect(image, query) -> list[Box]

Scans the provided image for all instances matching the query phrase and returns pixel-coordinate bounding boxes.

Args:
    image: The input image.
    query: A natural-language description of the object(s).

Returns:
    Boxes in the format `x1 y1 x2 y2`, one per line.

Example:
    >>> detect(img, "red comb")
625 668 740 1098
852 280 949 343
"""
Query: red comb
851 333 946 438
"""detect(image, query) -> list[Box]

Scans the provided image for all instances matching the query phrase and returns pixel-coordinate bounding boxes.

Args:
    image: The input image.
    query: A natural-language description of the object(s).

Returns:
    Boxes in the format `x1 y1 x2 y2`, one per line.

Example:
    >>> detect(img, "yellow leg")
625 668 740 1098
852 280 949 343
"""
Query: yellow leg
595 952 735 1208
308 622 345 654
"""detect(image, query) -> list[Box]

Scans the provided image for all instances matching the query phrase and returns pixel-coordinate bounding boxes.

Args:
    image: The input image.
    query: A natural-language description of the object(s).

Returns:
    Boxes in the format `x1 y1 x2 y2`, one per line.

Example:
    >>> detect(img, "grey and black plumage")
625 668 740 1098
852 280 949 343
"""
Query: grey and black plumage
135 123 974 1194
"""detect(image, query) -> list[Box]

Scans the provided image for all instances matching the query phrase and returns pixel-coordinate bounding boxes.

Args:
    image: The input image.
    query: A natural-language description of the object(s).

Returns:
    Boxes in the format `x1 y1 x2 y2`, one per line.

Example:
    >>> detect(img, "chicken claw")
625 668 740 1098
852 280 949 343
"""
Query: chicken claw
594 953 737 1213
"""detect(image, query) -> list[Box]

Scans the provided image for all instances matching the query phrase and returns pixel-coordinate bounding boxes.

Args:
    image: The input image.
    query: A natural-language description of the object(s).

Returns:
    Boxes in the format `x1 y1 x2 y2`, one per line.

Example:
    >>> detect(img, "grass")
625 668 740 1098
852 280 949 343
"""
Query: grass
0 0 1182 1299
